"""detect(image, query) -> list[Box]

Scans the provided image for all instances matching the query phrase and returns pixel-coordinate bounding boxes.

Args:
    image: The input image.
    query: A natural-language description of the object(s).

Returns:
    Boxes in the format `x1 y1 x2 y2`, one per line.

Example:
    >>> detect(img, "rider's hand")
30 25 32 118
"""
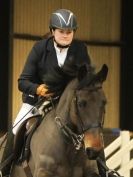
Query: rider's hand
36 84 53 97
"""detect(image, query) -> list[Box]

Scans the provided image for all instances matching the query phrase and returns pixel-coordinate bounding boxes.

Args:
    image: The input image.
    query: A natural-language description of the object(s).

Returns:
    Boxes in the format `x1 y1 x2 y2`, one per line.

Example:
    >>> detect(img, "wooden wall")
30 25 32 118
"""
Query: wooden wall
11 0 121 128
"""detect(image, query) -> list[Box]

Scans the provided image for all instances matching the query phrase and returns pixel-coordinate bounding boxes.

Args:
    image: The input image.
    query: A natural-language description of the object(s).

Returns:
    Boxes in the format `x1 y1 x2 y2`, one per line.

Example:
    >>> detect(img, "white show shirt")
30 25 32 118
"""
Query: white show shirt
54 43 69 67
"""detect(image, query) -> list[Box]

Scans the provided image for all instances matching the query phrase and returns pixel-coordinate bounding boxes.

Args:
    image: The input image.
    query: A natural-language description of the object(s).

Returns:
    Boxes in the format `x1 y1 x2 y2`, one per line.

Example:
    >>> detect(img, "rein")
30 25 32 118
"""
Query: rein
55 116 84 150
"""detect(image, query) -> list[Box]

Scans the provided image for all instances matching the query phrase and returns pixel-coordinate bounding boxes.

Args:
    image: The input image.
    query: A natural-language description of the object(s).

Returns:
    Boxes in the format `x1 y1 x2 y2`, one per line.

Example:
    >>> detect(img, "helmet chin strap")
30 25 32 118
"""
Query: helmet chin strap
54 38 71 49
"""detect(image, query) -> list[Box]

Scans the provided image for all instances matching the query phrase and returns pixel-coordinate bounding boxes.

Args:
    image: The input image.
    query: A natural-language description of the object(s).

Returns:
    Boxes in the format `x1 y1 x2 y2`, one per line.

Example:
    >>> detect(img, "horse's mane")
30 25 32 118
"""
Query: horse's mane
42 59 95 96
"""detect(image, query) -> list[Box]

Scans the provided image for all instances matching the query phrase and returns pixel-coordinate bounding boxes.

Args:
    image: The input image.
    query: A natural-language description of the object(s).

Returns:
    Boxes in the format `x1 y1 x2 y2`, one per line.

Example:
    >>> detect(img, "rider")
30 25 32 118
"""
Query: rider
0 9 91 176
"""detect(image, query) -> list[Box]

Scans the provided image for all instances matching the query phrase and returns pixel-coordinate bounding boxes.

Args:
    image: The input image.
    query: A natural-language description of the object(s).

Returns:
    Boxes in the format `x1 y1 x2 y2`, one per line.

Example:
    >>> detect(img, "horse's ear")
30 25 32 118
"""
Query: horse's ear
96 64 108 83
77 64 88 81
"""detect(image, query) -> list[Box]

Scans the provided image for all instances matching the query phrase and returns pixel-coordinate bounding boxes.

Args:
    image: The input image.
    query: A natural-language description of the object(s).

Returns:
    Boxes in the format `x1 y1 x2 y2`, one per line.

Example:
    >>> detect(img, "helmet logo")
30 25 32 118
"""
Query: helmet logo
54 12 73 27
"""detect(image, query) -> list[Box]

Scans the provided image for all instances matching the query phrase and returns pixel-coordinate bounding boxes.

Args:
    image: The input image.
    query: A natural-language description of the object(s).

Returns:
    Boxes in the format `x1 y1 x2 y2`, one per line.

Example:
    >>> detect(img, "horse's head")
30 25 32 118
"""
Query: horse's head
56 64 108 160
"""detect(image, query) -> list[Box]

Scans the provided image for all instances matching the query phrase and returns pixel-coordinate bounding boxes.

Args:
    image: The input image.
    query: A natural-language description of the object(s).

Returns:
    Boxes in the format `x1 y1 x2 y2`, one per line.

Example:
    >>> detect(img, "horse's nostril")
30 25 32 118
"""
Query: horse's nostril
86 147 100 160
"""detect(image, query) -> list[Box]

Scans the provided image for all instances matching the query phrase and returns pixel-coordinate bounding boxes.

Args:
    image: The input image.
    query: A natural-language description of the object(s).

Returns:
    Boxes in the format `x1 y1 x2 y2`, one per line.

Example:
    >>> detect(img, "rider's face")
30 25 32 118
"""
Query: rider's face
52 28 74 46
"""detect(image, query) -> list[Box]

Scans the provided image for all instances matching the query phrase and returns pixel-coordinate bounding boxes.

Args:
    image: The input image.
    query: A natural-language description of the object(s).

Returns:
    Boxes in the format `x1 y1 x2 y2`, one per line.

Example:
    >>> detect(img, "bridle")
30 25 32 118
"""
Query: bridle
55 86 105 150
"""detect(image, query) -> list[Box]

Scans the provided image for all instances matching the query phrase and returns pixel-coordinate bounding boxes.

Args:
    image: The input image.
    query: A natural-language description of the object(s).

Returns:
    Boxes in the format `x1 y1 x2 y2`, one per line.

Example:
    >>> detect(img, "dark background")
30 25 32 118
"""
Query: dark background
0 1 10 131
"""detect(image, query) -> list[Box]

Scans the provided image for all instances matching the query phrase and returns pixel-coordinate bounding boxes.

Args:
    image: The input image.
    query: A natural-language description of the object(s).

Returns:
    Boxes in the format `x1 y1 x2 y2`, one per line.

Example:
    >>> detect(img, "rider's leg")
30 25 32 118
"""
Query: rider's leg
0 103 40 176
0 103 36 176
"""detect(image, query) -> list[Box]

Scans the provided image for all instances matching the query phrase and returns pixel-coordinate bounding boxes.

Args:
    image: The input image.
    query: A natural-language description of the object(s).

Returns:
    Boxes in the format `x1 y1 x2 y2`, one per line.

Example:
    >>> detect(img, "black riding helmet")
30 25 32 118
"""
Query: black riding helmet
49 9 78 31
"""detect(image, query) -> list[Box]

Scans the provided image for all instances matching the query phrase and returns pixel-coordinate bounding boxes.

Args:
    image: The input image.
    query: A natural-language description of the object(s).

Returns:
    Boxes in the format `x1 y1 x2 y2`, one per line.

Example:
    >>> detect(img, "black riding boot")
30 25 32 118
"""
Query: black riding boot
0 130 14 176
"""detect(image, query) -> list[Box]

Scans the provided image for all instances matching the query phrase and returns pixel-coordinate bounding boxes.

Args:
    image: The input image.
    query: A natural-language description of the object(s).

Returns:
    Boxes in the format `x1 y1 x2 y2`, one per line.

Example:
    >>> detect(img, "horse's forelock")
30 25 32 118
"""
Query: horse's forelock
77 65 107 90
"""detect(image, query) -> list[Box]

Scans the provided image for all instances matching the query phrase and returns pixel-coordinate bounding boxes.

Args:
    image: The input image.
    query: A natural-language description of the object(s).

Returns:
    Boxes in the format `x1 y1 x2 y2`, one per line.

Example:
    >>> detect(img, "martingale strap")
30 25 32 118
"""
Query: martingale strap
97 157 123 177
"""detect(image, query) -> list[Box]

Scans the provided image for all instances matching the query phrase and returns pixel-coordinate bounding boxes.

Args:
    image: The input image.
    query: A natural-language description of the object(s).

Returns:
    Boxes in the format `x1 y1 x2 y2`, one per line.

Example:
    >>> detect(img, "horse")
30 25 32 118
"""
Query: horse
9 63 108 177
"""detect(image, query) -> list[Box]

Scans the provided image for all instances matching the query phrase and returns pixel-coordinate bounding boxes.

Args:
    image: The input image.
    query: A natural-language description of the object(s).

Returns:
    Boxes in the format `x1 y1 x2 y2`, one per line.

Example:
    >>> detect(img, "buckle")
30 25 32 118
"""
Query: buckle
106 169 123 177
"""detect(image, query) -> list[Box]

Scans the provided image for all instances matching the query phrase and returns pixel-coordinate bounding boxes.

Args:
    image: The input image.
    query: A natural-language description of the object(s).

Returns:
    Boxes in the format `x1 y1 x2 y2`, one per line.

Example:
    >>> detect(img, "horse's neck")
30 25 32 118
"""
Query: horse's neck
56 79 78 121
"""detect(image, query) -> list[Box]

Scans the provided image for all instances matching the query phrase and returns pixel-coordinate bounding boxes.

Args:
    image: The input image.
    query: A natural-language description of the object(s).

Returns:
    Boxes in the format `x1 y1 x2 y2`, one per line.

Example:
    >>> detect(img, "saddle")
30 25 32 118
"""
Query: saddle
13 115 42 163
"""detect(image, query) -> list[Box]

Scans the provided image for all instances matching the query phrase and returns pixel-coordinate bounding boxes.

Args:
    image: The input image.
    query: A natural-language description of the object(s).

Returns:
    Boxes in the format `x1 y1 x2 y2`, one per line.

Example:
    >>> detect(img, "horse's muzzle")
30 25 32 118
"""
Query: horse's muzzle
86 147 101 160
83 130 104 160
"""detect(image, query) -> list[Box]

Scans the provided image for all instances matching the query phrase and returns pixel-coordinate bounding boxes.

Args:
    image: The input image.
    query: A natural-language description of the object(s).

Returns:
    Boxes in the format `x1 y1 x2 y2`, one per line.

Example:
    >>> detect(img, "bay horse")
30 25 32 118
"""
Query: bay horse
10 63 108 177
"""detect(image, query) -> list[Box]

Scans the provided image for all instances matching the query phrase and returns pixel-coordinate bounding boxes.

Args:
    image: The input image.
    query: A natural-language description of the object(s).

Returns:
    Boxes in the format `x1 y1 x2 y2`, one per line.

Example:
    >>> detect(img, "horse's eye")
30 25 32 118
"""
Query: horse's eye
78 100 87 108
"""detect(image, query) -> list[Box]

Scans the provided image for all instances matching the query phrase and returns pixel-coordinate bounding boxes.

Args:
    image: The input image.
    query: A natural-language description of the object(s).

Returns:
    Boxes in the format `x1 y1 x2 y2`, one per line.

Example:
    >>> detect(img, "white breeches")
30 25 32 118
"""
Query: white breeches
12 103 40 135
